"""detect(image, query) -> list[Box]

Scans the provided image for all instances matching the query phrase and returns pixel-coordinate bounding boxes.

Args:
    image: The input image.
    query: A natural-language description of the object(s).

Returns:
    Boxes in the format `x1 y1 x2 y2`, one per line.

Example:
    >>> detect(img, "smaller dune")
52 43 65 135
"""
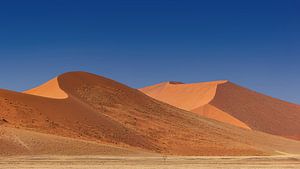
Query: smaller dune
140 80 300 138
140 80 250 129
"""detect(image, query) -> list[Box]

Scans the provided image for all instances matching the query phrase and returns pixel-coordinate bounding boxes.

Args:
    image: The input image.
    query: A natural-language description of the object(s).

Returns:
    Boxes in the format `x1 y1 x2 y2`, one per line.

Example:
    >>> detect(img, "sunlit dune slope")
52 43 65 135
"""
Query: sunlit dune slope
140 81 300 139
1 72 300 156
23 77 68 99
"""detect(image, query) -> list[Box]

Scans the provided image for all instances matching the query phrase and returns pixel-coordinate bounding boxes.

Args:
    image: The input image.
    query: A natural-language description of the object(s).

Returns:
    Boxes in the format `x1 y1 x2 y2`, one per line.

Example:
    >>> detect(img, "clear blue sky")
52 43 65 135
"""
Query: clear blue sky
0 0 299 103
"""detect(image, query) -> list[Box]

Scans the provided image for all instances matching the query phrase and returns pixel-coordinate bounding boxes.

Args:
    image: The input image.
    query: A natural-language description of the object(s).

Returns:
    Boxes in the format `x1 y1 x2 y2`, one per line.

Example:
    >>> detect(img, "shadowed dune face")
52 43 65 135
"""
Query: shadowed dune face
1 71 300 156
210 82 300 140
140 81 300 140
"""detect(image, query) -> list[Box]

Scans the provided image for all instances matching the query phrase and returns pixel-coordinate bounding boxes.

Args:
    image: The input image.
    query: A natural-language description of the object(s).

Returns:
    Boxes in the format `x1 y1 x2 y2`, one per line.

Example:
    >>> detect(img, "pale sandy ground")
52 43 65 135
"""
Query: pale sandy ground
1 155 300 169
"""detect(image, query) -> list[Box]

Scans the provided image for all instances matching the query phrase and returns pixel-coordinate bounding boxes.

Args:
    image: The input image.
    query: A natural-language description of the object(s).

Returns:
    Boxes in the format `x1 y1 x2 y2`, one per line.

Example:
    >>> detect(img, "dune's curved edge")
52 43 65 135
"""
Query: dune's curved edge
23 77 68 99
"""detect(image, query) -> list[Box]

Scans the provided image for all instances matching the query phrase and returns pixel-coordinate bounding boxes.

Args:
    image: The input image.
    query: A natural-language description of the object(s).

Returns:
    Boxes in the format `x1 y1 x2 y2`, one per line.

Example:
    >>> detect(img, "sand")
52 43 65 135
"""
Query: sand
210 82 300 139
192 104 251 129
140 80 227 110
1 155 300 169
139 80 250 129
140 80 300 138
23 77 68 99
0 126 148 156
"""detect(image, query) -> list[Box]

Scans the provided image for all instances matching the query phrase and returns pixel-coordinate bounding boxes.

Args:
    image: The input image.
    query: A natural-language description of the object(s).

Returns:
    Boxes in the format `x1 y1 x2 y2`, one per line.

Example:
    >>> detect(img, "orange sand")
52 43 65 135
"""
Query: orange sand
140 80 250 129
140 80 227 110
140 80 300 139
192 104 251 129
23 77 68 99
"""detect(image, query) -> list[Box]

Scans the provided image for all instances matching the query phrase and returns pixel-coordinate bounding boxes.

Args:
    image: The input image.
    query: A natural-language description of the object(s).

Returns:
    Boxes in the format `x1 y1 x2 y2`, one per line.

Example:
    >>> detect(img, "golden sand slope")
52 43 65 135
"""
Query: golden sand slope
140 81 300 139
1 72 300 156
23 77 68 99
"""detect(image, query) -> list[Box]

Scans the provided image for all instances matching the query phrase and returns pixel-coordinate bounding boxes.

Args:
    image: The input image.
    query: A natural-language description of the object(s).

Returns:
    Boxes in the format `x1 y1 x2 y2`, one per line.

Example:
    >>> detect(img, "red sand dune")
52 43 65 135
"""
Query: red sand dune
1 72 300 156
140 81 300 140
